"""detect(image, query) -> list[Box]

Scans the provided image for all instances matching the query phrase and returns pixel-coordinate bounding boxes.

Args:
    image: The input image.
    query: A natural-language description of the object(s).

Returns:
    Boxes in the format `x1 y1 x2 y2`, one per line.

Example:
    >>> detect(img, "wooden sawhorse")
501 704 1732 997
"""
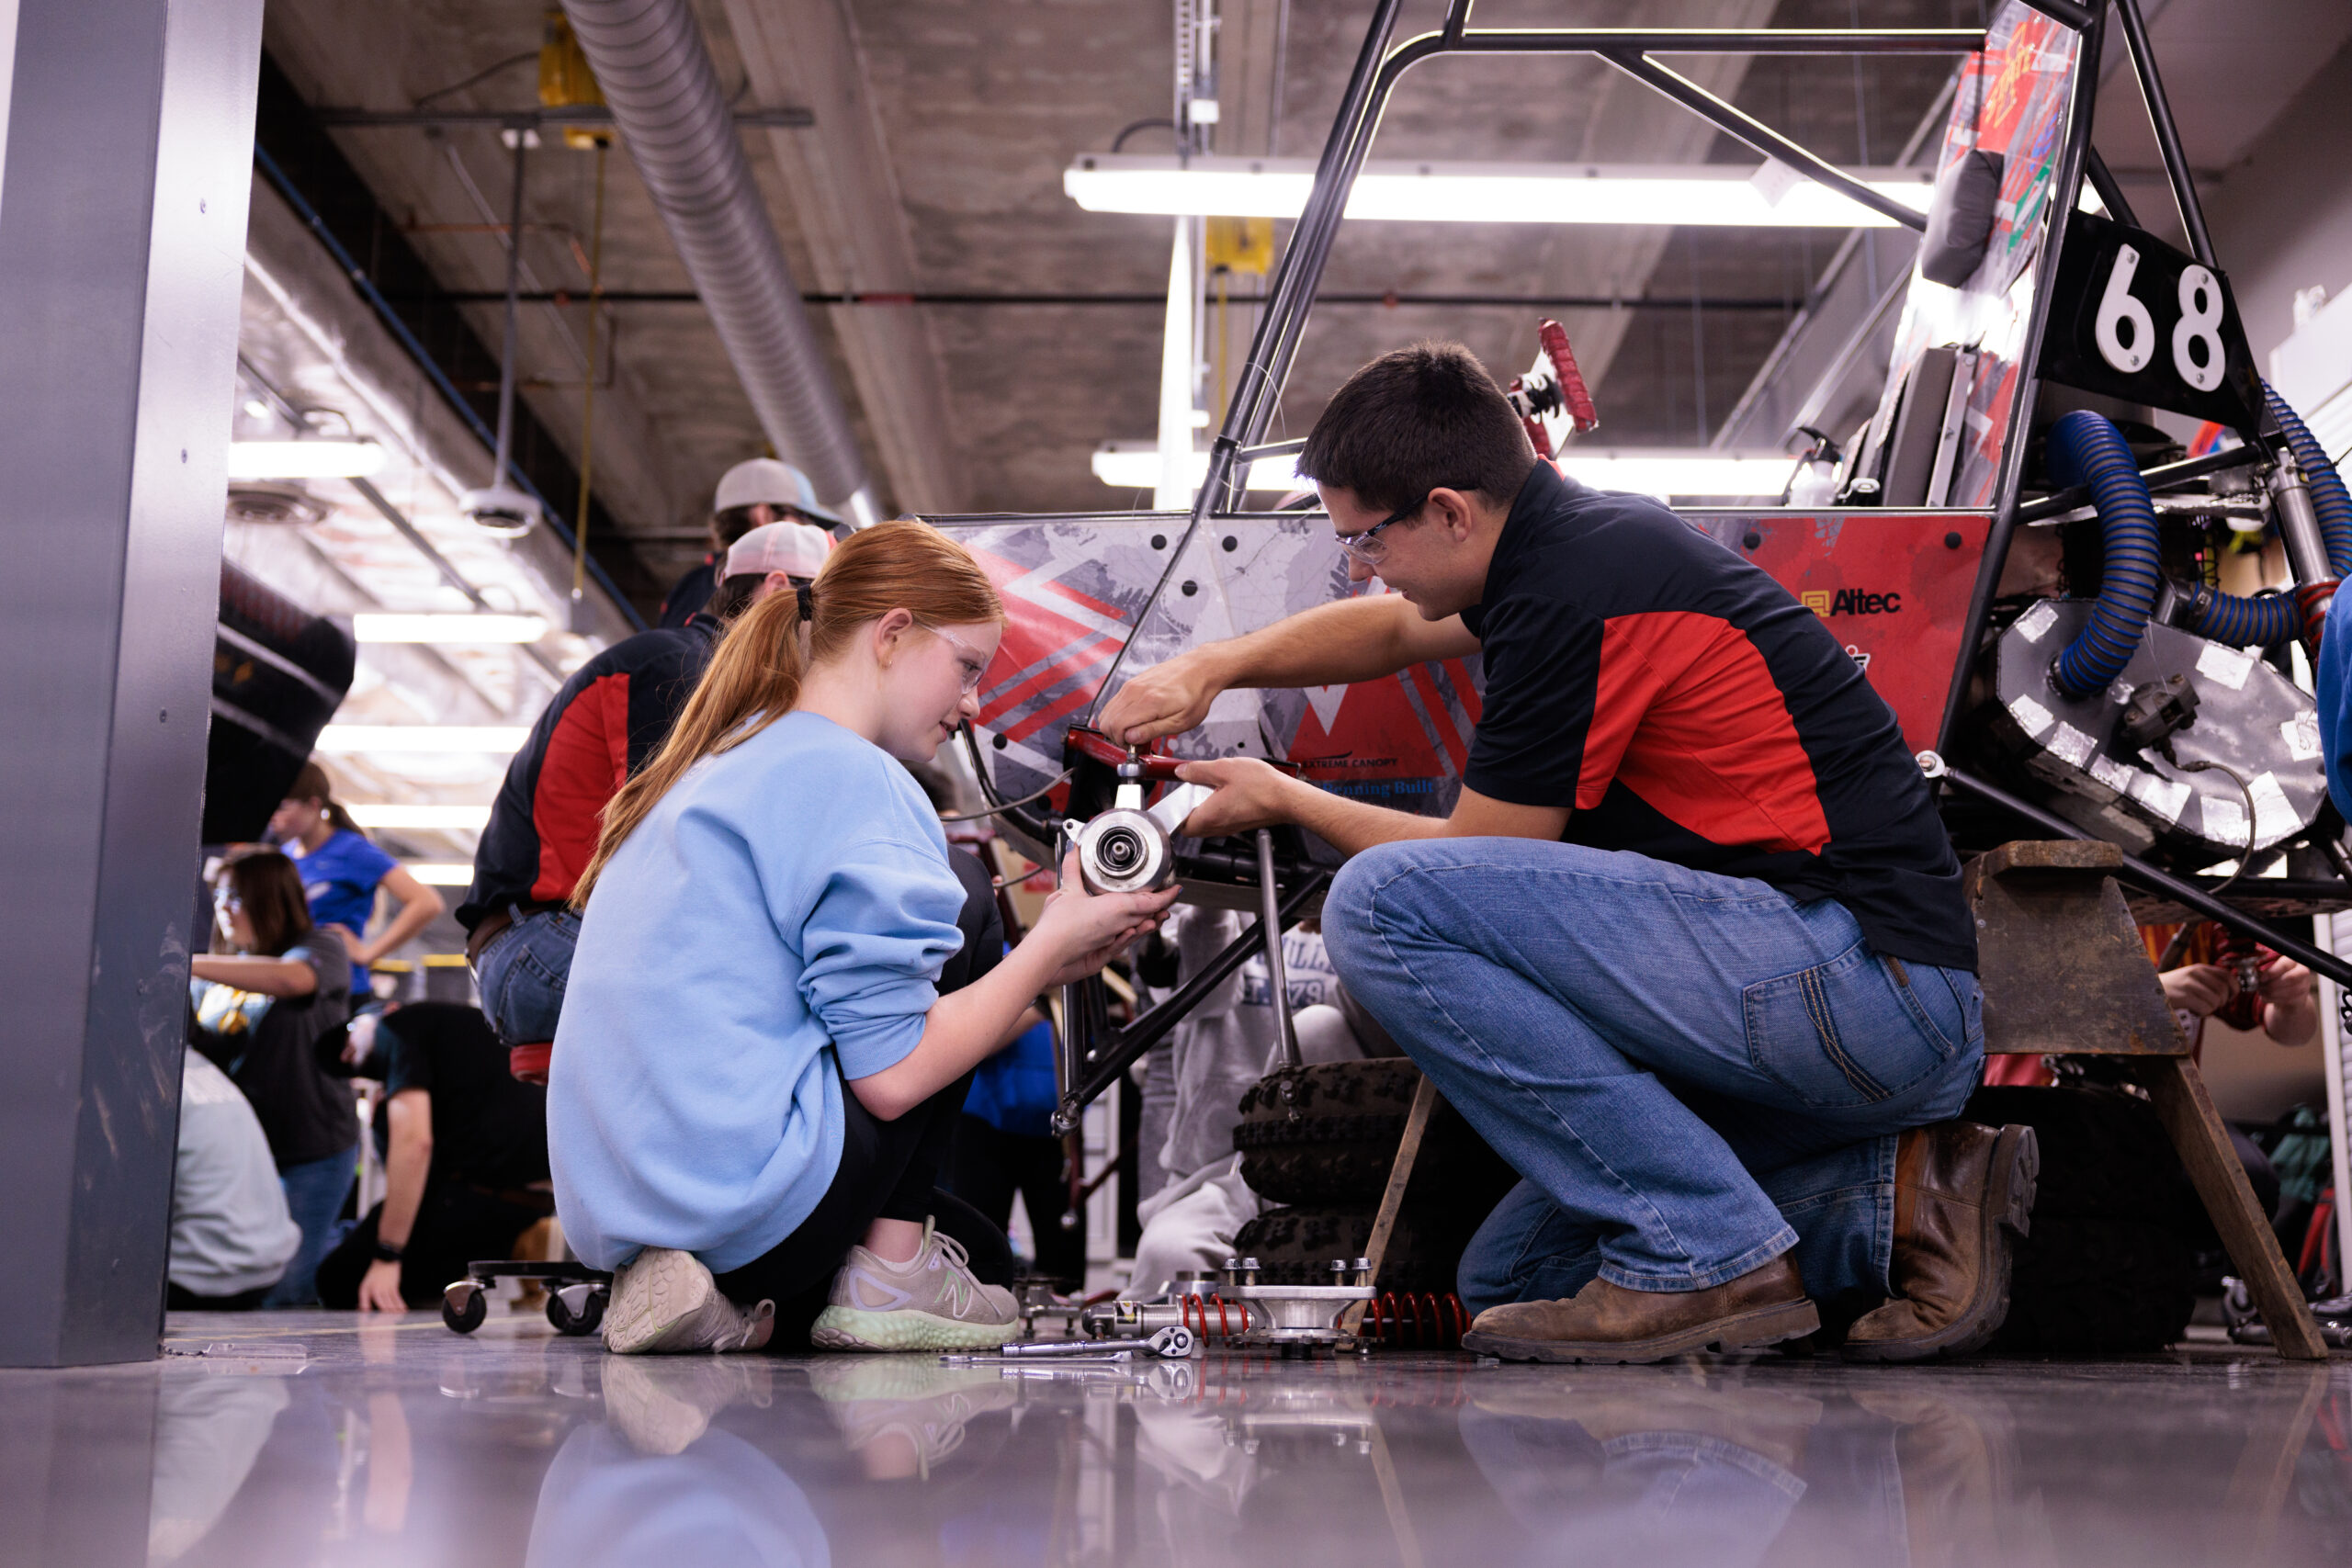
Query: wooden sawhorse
1969 840 2327 1359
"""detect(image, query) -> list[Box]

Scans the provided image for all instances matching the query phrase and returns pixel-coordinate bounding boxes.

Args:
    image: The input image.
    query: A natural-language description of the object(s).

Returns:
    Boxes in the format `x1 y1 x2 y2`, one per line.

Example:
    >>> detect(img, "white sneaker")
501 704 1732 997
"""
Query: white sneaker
808 1218 1019 1352
806 1359 1018 1477
599 1357 775 1454
602 1247 775 1356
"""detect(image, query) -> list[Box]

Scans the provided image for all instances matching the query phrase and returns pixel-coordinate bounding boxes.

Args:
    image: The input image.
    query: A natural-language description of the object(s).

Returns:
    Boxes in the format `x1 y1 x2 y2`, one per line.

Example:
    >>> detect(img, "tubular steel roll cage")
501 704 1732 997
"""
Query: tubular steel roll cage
989 0 2352 1134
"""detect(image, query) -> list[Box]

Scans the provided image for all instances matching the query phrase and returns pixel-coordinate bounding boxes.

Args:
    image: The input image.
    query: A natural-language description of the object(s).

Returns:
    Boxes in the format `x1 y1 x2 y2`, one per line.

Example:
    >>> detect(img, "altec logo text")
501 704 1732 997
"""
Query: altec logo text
1802 588 1902 616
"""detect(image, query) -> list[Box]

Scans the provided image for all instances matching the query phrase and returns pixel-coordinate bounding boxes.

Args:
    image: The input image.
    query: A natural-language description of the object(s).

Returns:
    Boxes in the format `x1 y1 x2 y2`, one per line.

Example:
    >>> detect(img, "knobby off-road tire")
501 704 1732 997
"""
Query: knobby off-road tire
1965 1084 2199 1352
1233 1059 1518 1213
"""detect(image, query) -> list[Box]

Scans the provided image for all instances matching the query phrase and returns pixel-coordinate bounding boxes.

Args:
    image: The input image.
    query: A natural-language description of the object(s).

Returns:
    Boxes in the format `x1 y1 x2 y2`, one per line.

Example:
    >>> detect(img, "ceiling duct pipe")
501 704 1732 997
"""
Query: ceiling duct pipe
556 0 878 525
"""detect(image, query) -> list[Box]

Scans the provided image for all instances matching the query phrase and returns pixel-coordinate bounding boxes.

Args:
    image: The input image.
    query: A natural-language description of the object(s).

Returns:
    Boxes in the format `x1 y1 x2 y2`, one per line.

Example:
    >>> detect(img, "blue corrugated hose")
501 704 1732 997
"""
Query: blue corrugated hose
2049 412 2172 696
2264 380 2352 575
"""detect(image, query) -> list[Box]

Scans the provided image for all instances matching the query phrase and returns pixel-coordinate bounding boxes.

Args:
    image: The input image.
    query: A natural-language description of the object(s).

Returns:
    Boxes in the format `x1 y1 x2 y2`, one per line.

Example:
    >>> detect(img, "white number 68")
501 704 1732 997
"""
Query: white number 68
2095 243 2227 391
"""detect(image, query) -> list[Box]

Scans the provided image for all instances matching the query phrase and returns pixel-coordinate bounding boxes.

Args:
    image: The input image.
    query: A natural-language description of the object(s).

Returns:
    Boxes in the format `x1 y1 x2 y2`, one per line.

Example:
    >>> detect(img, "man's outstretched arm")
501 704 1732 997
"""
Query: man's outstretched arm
1172 761 1567 857
1099 593 1480 745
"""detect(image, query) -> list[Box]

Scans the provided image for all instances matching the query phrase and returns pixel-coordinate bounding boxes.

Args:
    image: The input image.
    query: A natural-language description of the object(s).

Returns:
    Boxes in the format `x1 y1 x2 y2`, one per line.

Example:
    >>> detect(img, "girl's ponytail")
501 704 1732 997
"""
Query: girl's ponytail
570 520 1002 908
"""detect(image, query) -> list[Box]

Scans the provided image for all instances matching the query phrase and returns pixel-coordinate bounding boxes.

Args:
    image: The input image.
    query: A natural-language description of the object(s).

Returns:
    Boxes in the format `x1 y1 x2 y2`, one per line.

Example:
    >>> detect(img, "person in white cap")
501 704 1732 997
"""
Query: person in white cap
464 522 831 1067
659 457 845 628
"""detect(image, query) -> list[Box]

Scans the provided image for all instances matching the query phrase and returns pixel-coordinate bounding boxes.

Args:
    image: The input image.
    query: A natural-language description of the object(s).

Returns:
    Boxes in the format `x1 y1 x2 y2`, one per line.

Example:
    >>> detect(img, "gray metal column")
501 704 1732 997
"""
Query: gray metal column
0 0 266 1366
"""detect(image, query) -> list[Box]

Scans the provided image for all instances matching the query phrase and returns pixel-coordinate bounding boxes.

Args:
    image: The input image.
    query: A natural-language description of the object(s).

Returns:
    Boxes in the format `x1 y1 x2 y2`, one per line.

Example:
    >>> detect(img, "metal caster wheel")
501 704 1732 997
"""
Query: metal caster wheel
442 1280 488 1334
546 1282 605 1337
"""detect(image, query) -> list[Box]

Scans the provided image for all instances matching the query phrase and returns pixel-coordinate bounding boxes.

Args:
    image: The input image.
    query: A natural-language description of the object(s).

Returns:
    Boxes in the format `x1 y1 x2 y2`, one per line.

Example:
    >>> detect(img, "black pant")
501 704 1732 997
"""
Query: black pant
316 1183 548 1309
949 1113 1085 1286
713 1067 1014 1348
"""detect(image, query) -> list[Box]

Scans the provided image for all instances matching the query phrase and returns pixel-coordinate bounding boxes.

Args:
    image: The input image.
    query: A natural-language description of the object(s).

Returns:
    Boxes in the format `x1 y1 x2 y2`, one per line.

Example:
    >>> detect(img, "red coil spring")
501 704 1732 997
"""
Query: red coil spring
1177 1289 1472 1348
2300 579 2340 648
1181 1292 1248 1342
1360 1291 1471 1349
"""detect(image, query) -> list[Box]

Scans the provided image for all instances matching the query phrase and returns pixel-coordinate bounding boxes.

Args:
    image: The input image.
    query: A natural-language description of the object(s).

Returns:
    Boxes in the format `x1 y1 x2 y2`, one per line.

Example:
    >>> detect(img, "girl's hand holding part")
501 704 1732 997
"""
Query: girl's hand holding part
1031 848 1179 985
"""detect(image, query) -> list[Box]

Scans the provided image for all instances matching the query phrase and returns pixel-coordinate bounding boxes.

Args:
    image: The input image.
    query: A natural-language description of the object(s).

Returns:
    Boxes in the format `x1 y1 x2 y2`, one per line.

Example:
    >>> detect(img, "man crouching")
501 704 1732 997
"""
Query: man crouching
1099 341 2031 1363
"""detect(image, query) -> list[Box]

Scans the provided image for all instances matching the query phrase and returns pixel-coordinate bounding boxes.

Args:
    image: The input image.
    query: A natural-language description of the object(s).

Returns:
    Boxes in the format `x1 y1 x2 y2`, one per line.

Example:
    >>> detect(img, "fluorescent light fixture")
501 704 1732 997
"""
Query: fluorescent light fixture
345 803 494 830
352 613 548 645
1092 442 1797 500
226 439 389 480
1065 156 1932 228
401 863 477 886
316 725 530 754
1093 444 1304 493
1554 451 1800 497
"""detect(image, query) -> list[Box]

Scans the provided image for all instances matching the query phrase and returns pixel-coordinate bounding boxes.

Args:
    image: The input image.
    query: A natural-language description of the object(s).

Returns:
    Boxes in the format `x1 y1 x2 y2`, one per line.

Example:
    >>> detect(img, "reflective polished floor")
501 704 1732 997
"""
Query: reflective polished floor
3 1311 2346 1567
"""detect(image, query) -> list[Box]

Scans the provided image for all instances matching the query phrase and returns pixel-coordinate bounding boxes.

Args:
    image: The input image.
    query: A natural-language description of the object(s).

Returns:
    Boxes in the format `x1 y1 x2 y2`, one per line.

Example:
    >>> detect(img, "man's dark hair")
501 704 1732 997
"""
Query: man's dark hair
1295 341 1537 515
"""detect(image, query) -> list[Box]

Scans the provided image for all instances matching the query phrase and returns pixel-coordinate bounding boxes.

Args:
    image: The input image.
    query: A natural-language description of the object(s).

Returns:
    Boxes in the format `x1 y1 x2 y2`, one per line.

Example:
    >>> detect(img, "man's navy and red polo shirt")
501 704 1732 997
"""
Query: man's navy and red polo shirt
1458 462 1974 971
458 617 719 932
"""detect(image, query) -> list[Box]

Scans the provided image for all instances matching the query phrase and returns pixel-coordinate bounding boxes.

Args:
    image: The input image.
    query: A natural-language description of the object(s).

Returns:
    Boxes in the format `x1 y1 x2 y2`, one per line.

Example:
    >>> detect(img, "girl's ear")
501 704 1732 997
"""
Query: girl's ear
871 606 916 668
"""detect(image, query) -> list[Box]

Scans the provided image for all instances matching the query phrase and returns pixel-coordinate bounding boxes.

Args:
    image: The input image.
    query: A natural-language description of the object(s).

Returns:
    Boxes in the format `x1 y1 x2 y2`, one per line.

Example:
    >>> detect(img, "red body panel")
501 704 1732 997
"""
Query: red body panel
1684 509 1992 754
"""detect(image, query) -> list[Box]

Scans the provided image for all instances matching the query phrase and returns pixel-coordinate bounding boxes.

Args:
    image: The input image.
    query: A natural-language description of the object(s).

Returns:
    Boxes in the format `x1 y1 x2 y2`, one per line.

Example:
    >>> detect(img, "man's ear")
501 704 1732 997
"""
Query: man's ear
1429 486 1482 540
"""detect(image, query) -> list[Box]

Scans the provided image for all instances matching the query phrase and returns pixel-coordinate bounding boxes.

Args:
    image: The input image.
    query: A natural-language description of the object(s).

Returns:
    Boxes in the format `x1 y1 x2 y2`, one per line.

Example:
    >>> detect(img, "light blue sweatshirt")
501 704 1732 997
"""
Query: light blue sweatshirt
548 710 967 1272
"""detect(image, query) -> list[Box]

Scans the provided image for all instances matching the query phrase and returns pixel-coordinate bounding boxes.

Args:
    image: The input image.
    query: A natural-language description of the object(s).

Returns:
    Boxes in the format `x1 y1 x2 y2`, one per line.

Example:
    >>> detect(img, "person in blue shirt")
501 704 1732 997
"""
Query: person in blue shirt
2320 579 2352 827
270 761 446 994
550 521 1177 1356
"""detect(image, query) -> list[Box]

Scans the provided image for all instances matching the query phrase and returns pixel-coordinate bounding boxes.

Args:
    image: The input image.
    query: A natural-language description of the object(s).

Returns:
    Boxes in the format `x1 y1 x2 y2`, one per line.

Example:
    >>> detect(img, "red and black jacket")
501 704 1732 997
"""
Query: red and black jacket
458 618 718 931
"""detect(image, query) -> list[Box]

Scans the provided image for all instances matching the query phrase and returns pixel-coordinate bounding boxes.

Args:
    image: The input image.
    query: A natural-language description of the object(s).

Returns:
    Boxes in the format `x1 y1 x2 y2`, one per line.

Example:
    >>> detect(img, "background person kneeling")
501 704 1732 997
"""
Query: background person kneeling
552 523 1176 1355
315 1003 553 1312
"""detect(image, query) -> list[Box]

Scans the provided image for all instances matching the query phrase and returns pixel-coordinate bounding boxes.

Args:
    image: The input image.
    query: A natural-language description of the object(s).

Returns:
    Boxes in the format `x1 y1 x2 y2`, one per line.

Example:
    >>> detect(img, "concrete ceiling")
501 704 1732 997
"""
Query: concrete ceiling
248 0 2334 621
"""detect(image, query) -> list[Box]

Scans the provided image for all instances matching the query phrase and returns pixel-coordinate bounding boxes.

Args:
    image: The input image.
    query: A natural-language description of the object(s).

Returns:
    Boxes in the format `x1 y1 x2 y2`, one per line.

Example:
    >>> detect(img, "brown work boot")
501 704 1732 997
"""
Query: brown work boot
1459 1255 1819 1363
1845 1121 2038 1362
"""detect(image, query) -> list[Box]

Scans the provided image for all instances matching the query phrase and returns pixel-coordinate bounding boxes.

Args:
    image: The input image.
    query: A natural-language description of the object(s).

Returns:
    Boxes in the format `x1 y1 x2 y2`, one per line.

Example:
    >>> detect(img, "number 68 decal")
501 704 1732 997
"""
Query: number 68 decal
2094 243 2227 392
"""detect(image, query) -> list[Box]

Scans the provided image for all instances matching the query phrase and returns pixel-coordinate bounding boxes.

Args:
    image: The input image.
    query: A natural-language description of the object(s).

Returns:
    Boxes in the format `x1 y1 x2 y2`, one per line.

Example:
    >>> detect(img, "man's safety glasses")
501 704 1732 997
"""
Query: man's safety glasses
1334 489 1467 566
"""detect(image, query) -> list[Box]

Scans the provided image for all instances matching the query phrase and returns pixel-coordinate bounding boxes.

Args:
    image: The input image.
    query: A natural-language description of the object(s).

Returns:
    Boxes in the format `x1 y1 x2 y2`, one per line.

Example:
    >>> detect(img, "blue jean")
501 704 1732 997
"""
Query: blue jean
1320 839 1982 1311
265 1146 358 1307
473 908 581 1045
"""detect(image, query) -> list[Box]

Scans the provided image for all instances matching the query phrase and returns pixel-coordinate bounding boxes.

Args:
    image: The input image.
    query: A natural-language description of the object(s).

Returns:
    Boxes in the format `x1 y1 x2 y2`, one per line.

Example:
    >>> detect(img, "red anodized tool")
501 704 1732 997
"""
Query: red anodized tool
1504 318 1600 460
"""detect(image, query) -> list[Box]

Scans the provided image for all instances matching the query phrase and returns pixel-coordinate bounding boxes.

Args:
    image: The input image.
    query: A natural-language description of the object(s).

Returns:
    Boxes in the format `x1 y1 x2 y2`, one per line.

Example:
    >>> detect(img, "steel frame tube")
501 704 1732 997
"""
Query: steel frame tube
1089 13 1987 718
1599 51 1927 231
2270 452 2334 589
1398 28 1985 57
2013 443 2265 524
1083 0 1409 716
1935 6 2107 754
1257 829 1300 1066
2016 0 2097 30
1052 871 1329 1131
2084 146 2140 229
2111 0 2215 267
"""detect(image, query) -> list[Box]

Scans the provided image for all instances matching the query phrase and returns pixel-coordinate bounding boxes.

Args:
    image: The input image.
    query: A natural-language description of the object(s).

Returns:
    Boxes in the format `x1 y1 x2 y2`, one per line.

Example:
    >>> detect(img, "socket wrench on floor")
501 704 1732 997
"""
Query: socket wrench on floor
942 1325 1195 1366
